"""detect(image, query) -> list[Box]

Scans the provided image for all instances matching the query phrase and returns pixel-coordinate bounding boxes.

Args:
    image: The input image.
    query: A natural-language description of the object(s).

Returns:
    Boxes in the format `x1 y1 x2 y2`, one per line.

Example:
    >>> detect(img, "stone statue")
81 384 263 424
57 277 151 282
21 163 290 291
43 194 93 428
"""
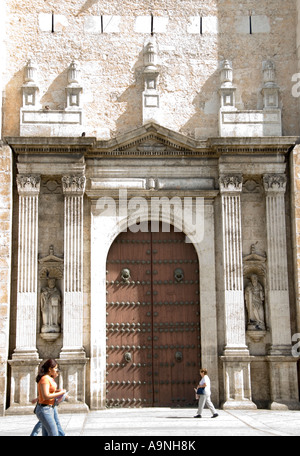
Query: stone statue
245 274 265 330
40 278 61 333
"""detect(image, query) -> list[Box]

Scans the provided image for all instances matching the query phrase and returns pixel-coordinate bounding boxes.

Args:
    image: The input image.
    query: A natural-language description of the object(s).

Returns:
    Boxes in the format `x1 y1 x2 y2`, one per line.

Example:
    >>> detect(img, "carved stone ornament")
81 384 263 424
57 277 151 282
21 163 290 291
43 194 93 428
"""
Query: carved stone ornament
245 273 266 331
40 277 62 342
62 175 86 195
16 174 41 195
243 245 267 342
219 174 243 193
263 174 286 193
39 246 63 342
243 244 267 276
39 245 64 280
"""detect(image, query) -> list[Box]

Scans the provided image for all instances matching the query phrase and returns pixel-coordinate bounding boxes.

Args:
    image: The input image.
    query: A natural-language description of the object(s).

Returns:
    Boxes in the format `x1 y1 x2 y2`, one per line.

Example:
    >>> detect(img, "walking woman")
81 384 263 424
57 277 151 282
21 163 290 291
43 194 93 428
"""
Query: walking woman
35 359 66 436
194 368 218 418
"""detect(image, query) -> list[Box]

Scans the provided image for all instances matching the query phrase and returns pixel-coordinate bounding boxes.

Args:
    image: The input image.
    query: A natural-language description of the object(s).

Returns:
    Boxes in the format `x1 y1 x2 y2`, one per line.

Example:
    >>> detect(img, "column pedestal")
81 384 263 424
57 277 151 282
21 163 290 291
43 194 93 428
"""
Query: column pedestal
268 356 300 410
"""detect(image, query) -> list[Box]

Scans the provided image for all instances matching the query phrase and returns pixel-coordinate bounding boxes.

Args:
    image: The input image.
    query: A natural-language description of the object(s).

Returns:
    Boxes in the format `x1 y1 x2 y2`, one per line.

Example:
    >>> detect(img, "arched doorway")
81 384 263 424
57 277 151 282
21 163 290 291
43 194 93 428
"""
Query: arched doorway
106 222 200 407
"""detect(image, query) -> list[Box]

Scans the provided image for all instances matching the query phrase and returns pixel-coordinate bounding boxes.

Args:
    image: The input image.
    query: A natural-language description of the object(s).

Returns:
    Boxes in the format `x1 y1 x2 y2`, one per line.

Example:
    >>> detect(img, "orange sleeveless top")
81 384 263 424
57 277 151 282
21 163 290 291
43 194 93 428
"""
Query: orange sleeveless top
38 375 57 406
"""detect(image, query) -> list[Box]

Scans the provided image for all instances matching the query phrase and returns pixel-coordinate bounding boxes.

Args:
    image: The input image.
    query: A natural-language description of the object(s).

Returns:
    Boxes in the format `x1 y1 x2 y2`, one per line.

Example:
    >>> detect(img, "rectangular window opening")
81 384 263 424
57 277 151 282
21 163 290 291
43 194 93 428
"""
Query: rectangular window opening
51 12 55 33
200 16 203 35
151 14 154 36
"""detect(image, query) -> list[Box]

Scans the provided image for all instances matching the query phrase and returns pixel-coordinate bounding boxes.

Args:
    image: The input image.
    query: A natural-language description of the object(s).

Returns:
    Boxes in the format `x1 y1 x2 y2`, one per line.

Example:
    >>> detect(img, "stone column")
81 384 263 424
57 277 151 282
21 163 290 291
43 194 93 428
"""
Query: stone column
219 174 256 409
59 175 88 412
8 175 41 414
263 173 299 409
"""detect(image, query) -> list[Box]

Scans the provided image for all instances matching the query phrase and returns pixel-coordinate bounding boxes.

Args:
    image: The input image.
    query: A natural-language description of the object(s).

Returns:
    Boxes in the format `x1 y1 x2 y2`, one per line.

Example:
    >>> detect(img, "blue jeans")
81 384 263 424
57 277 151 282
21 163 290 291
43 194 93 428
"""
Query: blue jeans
33 404 64 436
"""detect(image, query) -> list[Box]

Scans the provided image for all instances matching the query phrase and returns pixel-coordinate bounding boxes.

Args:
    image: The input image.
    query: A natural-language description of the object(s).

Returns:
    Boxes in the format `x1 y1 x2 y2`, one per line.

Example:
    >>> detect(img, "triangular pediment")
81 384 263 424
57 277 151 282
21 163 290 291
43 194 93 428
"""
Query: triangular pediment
92 122 209 158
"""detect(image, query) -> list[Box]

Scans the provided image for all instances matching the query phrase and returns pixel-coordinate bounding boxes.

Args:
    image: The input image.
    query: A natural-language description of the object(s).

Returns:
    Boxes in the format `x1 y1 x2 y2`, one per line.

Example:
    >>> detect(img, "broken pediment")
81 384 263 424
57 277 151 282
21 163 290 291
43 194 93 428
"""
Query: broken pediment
39 245 64 279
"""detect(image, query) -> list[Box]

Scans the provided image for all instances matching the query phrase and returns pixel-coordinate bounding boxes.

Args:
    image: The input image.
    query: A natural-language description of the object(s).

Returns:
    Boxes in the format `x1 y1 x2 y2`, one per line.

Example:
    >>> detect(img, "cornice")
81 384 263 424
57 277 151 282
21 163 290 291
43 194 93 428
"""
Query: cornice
5 123 298 158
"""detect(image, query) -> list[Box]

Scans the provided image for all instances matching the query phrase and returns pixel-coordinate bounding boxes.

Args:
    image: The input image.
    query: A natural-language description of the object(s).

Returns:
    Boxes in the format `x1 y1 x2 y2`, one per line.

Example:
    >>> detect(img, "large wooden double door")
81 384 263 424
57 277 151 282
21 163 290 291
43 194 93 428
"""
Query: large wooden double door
106 223 200 407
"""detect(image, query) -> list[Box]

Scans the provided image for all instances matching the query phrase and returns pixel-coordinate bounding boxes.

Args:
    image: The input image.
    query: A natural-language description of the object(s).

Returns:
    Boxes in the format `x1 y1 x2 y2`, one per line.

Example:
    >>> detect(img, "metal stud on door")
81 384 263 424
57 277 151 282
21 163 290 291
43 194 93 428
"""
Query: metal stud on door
106 224 200 407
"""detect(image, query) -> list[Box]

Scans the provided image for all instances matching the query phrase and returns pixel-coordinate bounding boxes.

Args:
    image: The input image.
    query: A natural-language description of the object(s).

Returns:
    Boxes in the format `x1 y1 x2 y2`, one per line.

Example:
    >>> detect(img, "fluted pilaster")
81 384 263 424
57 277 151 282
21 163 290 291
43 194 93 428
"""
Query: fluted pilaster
60 175 86 358
14 175 40 358
219 174 256 410
263 174 291 352
219 174 248 354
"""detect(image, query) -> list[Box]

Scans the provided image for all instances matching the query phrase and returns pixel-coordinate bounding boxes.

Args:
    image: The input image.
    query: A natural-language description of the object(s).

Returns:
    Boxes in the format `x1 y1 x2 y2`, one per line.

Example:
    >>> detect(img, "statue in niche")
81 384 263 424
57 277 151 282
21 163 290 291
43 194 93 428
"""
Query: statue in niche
40 277 61 334
245 274 265 331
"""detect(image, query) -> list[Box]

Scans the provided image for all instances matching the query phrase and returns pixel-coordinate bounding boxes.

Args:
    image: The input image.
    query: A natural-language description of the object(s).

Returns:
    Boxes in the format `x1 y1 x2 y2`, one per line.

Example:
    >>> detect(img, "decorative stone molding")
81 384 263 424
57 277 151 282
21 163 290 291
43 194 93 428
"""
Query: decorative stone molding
262 60 279 110
219 174 243 193
62 174 86 195
66 61 83 110
20 61 84 136
39 245 64 279
16 174 40 196
219 60 236 110
263 173 286 193
142 38 161 124
219 59 282 137
21 59 40 109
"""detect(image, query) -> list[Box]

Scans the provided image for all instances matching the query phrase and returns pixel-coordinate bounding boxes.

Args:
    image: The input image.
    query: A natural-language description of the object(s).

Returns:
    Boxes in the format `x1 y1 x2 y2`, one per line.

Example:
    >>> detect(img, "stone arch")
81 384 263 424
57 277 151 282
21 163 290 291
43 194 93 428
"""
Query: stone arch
89 197 218 409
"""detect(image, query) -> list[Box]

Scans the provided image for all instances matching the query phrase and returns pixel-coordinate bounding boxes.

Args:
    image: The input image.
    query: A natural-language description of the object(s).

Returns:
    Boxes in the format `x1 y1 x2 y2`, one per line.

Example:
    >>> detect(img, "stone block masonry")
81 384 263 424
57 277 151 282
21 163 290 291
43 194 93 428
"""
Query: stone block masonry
0 145 12 415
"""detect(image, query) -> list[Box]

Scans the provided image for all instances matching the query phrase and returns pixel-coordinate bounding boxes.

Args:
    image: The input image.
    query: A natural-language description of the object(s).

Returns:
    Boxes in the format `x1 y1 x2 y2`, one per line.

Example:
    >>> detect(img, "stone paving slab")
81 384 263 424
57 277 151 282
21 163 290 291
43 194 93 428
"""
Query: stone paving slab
0 408 299 437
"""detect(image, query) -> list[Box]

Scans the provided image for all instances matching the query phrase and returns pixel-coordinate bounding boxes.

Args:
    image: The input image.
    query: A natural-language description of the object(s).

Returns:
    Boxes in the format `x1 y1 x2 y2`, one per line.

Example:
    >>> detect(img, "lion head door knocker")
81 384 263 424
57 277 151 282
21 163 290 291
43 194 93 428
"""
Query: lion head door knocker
174 268 184 283
121 268 131 284
124 352 132 363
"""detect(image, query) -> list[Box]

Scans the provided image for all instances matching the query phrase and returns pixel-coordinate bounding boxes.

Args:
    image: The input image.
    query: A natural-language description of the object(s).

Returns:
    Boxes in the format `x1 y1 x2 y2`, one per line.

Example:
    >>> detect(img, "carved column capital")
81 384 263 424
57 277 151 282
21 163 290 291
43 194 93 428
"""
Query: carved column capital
263 174 286 194
62 175 86 196
219 174 243 193
16 174 40 196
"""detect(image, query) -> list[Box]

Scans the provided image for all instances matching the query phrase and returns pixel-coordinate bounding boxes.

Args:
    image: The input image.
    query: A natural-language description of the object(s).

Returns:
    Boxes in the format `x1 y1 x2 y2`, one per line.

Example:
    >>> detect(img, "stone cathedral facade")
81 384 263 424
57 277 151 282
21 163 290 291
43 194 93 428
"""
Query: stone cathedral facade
1 0 300 414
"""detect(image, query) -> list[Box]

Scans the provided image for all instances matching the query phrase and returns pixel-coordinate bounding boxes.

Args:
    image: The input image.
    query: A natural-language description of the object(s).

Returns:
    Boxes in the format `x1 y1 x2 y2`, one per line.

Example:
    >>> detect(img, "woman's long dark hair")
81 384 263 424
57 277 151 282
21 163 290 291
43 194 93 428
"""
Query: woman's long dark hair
36 359 57 383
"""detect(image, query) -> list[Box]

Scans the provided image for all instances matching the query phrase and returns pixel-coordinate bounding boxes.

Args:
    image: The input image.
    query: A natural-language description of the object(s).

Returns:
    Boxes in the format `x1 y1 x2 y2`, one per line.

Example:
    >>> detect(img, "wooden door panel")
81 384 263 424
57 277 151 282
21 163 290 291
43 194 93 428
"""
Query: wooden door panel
106 231 153 407
151 228 200 406
106 225 200 408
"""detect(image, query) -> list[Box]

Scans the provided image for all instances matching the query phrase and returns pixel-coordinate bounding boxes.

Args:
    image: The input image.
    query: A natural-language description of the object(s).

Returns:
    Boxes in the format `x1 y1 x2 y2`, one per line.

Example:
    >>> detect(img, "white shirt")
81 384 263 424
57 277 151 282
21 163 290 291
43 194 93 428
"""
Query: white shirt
199 375 211 395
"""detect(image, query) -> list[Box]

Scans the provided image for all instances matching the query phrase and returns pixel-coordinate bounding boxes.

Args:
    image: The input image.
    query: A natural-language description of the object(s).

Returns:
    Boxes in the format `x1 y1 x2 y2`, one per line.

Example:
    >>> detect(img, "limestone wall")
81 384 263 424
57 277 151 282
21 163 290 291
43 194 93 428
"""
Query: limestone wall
2 0 298 139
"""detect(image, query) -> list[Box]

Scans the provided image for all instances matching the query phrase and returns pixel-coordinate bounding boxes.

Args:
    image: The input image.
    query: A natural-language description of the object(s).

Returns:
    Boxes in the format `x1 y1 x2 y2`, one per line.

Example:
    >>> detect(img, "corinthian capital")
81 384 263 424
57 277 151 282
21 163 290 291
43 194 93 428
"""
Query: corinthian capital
16 174 40 196
62 175 86 196
219 174 243 193
263 174 286 194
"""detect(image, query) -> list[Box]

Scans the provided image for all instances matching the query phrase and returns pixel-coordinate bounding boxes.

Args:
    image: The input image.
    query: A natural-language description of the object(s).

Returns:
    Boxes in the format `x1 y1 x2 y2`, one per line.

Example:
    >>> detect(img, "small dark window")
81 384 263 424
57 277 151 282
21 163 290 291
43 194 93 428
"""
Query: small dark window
249 11 252 34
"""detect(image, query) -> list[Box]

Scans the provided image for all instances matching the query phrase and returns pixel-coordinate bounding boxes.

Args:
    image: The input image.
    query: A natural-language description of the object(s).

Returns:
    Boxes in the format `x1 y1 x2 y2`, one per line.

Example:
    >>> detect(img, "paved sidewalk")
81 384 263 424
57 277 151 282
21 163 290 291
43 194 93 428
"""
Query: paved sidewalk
0 407 300 437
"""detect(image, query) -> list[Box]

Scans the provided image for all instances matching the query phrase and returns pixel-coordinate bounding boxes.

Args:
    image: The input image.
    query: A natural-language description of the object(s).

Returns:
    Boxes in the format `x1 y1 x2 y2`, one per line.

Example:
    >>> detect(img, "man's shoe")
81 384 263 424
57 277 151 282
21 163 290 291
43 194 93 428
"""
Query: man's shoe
211 413 219 418
194 414 202 418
